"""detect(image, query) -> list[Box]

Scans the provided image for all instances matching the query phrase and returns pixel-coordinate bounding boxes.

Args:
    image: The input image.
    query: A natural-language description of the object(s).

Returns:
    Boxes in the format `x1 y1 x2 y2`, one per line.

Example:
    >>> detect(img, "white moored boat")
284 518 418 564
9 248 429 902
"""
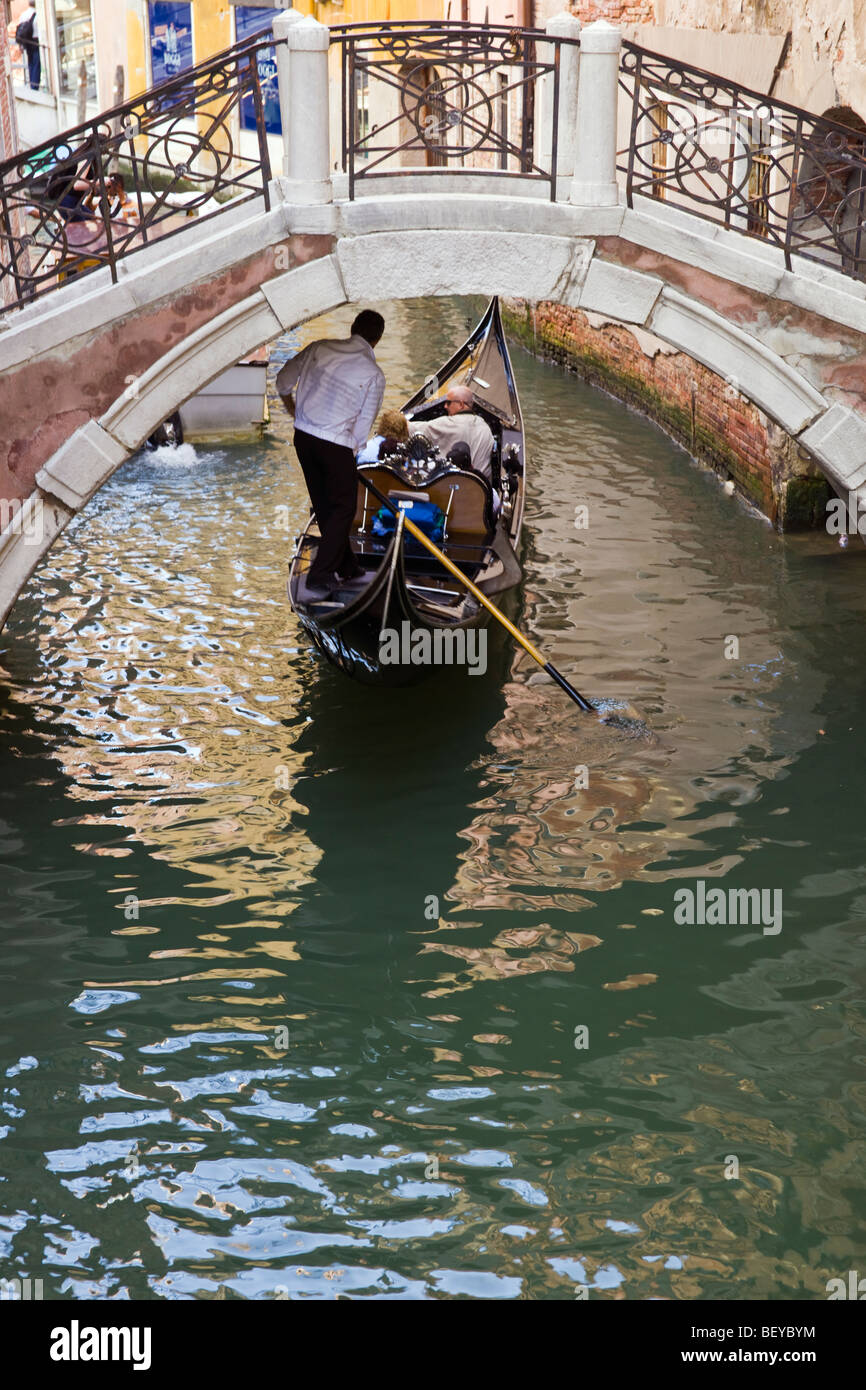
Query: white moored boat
178 348 270 442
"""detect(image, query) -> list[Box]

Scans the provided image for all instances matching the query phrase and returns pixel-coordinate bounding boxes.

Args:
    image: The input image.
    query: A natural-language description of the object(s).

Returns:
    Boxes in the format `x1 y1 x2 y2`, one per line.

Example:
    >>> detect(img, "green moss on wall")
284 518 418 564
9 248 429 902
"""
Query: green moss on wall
503 304 778 518
784 475 834 529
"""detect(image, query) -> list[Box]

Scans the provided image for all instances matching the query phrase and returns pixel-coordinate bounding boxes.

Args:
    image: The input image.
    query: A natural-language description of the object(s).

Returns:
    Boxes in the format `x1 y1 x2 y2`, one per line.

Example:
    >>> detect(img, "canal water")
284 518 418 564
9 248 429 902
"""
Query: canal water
1 297 864 1300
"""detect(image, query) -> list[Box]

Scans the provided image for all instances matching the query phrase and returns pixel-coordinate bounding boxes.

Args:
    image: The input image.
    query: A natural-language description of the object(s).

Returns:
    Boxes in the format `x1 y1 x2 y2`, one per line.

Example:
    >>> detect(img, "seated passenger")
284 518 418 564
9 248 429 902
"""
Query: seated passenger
421 384 494 483
356 409 409 463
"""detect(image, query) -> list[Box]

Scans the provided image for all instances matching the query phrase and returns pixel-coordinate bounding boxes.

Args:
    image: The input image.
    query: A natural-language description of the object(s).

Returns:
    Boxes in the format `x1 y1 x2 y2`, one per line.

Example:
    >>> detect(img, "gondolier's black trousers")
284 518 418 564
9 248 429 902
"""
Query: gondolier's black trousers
294 428 363 585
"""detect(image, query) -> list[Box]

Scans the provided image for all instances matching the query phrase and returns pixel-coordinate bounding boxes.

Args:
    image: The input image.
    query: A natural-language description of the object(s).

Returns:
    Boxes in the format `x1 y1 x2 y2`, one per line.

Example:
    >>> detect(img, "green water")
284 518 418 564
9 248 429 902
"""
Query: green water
1 297 864 1300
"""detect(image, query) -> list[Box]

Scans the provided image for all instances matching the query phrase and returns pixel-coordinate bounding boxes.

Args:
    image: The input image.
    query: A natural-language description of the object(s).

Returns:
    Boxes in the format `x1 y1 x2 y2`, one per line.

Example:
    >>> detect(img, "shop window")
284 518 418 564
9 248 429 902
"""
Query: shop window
149 1 193 86
54 0 96 103
235 5 281 135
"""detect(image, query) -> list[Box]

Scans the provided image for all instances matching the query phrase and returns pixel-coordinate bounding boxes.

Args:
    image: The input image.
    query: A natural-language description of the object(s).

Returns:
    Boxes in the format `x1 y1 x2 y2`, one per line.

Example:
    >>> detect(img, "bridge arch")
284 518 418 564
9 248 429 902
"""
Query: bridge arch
5 17 866 634
0 221 853 633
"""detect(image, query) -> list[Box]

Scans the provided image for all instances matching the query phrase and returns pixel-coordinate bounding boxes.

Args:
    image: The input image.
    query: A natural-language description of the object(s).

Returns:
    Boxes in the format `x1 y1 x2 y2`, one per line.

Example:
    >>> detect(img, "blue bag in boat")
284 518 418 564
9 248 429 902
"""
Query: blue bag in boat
372 500 445 544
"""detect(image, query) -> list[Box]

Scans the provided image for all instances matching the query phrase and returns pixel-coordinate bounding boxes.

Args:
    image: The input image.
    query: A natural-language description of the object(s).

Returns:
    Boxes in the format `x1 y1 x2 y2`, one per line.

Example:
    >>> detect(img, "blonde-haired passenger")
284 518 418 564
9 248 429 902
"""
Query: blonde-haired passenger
357 409 409 463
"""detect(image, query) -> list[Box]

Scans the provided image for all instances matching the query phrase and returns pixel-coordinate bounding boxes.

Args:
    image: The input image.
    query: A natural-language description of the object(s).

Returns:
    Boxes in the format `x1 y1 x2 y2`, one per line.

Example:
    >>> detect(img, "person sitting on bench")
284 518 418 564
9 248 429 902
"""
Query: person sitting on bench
357 409 409 463
422 384 494 482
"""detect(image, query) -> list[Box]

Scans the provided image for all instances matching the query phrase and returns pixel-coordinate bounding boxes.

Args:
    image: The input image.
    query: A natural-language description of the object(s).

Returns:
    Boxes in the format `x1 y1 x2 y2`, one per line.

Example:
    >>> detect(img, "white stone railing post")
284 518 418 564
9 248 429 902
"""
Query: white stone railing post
545 11 581 188
570 19 622 206
275 12 332 204
273 8 303 183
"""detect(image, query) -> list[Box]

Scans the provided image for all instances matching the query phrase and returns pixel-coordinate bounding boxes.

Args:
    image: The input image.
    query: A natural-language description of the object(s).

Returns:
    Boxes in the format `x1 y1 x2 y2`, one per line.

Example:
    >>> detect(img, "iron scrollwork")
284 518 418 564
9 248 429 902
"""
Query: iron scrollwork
618 41 866 282
0 39 275 313
336 21 572 196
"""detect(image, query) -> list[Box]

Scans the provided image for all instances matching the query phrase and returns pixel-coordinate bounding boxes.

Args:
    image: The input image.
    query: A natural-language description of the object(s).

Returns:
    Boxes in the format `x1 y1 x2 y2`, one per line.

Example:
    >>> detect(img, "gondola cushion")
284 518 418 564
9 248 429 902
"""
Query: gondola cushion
372 501 445 543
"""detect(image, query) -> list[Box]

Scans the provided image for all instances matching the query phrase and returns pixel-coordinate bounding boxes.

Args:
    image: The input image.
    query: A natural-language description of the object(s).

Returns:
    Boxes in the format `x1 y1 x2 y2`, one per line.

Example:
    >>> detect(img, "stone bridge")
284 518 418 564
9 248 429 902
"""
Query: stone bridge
2 11 866 632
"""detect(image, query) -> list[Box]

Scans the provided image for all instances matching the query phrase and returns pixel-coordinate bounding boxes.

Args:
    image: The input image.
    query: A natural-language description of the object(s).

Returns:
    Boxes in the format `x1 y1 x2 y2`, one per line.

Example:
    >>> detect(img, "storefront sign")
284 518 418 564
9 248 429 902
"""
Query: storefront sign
149 1 193 85
235 5 281 135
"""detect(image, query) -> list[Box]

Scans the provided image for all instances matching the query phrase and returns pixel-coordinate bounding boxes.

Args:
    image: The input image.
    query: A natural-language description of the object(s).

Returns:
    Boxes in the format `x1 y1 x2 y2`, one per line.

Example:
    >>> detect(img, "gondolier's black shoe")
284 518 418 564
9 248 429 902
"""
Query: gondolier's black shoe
332 570 369 589
297 575 334 604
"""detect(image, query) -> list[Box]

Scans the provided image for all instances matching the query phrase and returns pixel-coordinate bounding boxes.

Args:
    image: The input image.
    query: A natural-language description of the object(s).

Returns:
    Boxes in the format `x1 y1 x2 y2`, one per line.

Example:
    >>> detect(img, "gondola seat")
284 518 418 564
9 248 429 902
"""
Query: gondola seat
353 465 494 546
353 465 410 532
425 471 495 544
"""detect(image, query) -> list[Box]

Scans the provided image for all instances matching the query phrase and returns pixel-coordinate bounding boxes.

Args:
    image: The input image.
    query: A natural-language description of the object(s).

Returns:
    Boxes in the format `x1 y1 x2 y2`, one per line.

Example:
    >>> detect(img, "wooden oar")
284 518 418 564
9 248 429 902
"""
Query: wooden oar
360 476 595 713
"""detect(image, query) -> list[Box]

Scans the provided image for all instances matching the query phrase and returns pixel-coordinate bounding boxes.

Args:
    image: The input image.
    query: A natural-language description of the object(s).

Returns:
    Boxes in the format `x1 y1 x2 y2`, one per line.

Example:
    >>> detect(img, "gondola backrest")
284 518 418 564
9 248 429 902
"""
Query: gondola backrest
353 466 408 532
354 466 494 543
425 472 494 541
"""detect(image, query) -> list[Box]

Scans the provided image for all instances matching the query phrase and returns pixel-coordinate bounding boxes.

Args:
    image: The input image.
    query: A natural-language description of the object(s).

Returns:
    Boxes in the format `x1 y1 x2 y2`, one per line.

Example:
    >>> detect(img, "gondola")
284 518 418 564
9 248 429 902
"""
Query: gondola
287 296 526 683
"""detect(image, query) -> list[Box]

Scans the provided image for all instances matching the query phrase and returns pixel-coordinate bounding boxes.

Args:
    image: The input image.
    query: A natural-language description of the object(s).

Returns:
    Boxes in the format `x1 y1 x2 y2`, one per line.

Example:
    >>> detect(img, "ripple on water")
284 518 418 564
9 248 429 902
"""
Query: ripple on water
0 297 864 1299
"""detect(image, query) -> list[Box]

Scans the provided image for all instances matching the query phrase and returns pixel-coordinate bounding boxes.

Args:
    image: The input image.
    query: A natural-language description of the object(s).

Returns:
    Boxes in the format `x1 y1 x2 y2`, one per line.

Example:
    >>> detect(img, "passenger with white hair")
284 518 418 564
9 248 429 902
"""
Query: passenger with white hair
422 383 495 482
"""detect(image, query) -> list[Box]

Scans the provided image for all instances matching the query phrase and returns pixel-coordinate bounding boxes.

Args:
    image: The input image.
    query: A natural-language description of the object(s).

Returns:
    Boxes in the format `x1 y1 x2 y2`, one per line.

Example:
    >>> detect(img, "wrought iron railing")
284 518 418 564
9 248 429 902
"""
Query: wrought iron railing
619 42 866 282
331 21 578 201
5 21 866 315
0 35 277 313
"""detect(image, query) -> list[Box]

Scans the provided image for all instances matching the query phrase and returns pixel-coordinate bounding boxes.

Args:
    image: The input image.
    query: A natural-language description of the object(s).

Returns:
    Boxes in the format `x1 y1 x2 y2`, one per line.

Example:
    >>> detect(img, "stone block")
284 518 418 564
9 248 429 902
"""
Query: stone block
799 405 866 491
336 230 593 307
35 420 128 510
623 201 786 297
0 491 73 632
578 257 662 323
261 256 347 330
777 266 866 339
120 203 283 309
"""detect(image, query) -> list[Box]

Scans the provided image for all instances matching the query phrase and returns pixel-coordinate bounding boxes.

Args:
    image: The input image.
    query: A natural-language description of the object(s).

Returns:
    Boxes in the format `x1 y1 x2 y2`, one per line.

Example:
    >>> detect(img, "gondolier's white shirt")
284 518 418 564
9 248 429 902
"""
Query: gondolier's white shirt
276 334 385 453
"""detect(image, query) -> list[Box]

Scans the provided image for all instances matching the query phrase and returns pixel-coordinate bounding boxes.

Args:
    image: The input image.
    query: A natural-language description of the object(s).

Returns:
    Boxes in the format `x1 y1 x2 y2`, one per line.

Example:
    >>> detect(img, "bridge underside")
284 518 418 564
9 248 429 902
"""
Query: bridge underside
2 191 866 633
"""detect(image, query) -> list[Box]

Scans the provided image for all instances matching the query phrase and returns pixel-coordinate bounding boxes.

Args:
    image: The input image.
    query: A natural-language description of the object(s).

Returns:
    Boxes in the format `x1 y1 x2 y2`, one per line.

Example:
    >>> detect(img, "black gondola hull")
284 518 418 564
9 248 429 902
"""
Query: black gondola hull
291 536 495 685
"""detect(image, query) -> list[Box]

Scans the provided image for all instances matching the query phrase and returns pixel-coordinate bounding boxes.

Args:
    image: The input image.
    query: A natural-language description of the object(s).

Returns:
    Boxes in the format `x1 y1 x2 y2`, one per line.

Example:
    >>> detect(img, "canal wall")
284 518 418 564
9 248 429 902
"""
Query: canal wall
502 298 833 529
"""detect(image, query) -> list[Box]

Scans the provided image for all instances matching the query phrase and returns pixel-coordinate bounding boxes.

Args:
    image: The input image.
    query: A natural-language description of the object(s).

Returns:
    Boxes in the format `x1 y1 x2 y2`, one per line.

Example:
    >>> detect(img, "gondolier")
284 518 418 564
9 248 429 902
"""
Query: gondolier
277 310 386 603
288 297 528 686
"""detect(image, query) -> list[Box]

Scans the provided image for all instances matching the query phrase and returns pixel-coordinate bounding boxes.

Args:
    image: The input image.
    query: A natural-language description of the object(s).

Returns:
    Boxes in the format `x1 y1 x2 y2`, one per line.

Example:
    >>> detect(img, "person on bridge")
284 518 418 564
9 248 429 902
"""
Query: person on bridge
422 383 494 482
277 310 386 603
15 5 40 90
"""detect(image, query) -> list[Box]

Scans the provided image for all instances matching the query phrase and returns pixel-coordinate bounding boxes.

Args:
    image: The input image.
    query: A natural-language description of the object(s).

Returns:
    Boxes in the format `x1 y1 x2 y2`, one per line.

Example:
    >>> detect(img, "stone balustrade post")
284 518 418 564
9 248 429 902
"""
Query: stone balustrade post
275 11 332 204
545 11 581 188
274 9 303 184
570 19 622 206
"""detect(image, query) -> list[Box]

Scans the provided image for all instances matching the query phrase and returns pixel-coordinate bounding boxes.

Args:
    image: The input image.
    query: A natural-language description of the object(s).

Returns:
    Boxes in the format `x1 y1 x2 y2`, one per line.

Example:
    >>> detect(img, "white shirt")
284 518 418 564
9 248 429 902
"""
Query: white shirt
276 334 385 453
19 6 37 38
422 411 494 482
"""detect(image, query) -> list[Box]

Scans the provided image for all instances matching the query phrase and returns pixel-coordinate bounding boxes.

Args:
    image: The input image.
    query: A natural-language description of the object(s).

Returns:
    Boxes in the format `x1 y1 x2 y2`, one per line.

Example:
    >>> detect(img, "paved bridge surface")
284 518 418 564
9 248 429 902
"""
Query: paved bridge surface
2 12 866 630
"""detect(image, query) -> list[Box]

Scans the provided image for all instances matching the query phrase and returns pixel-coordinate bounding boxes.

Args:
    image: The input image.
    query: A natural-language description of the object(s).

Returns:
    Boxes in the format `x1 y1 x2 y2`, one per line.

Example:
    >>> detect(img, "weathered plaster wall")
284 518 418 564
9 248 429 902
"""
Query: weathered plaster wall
650 1 866 119
0 233 333 509
594 235 866 418
547 0 866 124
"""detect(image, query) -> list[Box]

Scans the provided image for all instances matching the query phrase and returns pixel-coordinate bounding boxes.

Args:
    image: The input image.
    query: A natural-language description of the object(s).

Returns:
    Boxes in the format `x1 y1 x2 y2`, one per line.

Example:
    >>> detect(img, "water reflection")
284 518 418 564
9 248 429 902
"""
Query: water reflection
0 298 864 1299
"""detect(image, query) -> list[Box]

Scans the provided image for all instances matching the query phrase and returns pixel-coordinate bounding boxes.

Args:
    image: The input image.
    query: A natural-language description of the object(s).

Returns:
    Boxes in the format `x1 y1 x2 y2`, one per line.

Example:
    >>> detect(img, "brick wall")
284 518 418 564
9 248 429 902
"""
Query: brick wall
0 2 23 309
567 2 656 23
502 297 831 529
0 2 18 162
